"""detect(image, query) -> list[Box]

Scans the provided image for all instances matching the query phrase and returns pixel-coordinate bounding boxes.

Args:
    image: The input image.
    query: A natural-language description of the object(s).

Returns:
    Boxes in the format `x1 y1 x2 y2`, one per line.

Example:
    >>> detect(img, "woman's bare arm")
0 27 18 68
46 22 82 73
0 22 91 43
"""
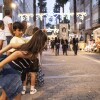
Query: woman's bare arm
0 40 3 50
0 51 29 69
0 43 22 55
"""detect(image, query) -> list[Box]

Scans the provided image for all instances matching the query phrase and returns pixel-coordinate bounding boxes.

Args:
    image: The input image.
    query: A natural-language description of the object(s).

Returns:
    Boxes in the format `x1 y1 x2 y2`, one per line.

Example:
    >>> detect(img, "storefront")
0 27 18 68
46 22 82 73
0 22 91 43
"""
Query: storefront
93 28 100 42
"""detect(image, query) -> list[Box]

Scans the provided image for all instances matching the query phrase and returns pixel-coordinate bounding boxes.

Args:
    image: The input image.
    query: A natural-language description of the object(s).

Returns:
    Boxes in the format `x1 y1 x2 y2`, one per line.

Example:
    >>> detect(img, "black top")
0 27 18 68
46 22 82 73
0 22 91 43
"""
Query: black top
73 38 78 46
61 39 68 45
55 37 60 44
9 58 31 74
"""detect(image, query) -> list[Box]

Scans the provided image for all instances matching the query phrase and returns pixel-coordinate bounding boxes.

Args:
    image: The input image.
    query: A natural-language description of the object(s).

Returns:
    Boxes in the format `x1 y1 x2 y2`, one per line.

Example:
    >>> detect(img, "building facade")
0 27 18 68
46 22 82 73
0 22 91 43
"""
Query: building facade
70 0 74 34
92 0 100 41
12 0 24 21
70 0 100 42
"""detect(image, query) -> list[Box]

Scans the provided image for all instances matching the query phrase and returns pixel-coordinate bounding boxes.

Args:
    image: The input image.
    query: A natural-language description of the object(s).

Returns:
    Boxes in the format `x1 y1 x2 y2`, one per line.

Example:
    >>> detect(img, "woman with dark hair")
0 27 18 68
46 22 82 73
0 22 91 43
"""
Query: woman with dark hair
0 29 47 100
21 26 39 95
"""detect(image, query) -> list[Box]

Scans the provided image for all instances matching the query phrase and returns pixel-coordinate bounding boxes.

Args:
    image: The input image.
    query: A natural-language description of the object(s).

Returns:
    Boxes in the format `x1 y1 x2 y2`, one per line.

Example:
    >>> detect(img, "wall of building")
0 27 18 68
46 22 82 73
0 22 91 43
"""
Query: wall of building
70 0 74 33
70 0 100 42
12 0 25 22
92 0 99 28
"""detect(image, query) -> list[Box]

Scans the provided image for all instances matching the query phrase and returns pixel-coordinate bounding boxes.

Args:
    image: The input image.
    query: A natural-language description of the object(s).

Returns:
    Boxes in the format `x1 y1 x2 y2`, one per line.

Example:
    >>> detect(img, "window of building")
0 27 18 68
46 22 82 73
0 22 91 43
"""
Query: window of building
20 0 23 3
85 4 90 16
92 0 98 7
80 0 84 4
92 12 99 21
85 19 91 29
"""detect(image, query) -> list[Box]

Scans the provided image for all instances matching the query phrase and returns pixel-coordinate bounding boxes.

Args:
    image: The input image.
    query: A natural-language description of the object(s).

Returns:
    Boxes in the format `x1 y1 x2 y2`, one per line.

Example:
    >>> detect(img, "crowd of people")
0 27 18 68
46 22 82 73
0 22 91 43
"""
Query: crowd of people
84 38 100 53
0 10 47 100
49 35 79 56
49 35 100 55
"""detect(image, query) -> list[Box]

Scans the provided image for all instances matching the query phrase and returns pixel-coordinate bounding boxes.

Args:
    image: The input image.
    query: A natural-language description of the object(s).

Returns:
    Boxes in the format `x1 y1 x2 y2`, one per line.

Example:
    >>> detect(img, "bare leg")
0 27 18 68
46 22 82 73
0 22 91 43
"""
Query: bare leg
30 72 36 86
0 89 7 100
13 93 21 100
39 52 42 65
21 74 27 94
30 72 37 94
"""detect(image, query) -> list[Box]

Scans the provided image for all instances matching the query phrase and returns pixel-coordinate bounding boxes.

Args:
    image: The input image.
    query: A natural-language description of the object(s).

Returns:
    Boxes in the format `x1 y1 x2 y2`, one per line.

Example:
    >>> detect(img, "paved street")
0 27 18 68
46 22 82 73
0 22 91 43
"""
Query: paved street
21 50 100 100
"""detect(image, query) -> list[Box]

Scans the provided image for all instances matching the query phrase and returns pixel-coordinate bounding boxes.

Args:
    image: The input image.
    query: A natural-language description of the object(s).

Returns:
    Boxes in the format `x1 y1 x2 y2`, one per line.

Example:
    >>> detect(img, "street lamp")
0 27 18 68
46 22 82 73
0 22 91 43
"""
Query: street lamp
10 2 19 21
10 3 17 9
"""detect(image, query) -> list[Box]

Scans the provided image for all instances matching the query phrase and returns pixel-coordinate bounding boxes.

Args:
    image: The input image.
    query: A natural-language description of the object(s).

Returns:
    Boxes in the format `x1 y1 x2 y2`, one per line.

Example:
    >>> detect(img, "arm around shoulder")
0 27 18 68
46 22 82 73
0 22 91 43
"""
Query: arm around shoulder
0 51 24 69
0 43 22 55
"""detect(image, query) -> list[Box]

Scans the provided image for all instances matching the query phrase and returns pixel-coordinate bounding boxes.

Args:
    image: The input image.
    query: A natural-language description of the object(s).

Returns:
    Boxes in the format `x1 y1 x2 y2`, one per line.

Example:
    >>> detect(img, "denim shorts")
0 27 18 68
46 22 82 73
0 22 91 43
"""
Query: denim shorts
0 64 22 100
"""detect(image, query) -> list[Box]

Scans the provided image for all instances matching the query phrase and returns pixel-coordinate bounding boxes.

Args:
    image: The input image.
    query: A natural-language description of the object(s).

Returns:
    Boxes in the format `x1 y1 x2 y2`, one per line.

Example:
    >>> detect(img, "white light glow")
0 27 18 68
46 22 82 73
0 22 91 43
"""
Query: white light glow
11 3 17 9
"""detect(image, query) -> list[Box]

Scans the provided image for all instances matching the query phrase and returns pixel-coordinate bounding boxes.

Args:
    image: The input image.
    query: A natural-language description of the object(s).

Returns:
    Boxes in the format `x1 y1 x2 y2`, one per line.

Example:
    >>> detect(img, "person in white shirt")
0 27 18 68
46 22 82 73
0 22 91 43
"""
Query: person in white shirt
8 22 25 54
0 20 7 61
3 10 13 44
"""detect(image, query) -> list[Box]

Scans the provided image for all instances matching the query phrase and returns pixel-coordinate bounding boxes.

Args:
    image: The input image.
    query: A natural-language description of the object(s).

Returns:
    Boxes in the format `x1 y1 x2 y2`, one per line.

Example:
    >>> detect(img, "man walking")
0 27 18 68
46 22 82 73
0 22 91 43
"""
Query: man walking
61 38 68 55
55 36 60 56
3 10 13 44
72 35 78 55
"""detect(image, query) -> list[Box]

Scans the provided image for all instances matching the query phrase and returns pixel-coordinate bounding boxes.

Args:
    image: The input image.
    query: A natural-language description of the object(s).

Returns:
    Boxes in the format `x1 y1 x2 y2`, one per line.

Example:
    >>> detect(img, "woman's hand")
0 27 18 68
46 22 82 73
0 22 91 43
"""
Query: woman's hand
0 43 22 55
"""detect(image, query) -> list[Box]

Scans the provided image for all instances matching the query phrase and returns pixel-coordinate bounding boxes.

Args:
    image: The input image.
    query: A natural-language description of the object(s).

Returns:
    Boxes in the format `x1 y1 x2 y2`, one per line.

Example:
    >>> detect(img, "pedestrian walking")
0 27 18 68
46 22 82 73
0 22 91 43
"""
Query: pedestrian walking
72 35 78 55
61 38 68 55
0 30 47 100
55 36 60 56
69 36 73 51
50 38 55 52
3 10 13 44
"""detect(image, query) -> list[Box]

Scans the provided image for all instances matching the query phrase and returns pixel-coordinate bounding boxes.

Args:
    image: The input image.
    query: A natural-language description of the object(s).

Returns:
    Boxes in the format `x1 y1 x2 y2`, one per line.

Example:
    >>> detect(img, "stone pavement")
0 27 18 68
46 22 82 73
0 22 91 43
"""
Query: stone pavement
0 50 100 100
21 50 100 100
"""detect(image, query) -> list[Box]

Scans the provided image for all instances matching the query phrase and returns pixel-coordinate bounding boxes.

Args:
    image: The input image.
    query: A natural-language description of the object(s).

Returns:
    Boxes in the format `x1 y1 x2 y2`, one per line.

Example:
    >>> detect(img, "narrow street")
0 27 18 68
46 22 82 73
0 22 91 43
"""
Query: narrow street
22 50 100 100
0 0 100 100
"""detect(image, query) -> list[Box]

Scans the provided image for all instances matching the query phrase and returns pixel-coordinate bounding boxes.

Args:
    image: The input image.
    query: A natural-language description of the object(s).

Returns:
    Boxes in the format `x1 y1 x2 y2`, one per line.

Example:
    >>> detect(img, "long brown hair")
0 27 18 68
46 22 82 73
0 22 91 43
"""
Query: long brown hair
19 29 47 56
25 26 39 36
